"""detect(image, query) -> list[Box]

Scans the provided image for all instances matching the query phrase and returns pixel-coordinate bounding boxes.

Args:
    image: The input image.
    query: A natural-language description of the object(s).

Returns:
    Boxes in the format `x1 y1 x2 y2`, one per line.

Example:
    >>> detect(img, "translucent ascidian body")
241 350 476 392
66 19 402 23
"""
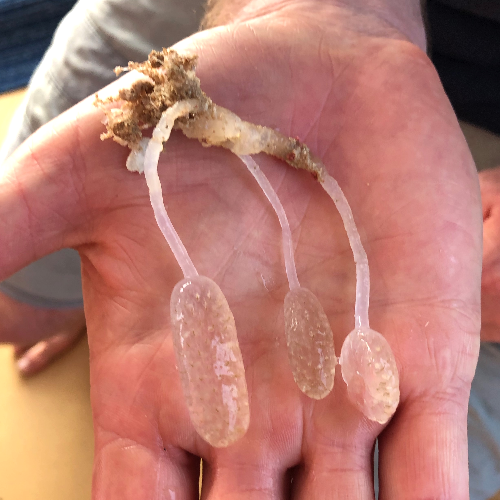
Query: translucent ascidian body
320 174 400 422
133 100 249 447
339 328 399 424
170 276 250 447
239 155 336 400
99 49 401 429
284 288 337 399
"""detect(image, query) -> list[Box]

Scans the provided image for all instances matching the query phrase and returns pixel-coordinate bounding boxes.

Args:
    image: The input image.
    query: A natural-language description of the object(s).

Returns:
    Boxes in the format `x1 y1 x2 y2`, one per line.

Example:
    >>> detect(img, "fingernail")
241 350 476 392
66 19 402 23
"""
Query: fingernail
16 341 49 376
17 356 30 372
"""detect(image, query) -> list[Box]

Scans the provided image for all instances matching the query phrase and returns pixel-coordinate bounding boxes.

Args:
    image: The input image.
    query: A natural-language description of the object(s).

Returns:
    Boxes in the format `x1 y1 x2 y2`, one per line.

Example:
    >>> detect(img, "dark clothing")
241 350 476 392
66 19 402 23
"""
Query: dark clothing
428 0 500 134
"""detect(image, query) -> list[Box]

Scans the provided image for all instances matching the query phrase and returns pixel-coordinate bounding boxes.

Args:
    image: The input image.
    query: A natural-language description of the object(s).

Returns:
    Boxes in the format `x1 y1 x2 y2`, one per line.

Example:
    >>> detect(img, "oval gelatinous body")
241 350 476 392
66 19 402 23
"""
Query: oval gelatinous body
339 328 399 424
284 287 337 399
170 276 249 447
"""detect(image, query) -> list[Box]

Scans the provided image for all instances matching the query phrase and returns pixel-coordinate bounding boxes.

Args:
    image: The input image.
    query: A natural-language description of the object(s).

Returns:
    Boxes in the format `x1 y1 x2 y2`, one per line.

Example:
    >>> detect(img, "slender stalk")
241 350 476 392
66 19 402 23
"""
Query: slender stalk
320 173 370 329
239 155 300 291
143 100 199 278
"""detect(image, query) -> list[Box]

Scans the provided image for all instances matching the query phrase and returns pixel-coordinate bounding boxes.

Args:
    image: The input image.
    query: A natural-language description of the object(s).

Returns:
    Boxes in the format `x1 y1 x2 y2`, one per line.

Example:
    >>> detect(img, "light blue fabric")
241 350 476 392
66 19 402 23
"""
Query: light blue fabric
469 343 500 500
0 249 83 308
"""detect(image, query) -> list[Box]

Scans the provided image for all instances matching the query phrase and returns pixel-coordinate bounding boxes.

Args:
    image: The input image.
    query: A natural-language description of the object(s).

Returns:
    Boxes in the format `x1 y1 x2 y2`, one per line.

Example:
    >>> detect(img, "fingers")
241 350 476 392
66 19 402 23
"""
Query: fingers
378 394 469 499
201 458 287 500
0 287 85 375
88 311 202 500
200 429 375 500
15 327 86 376
93 434 200 500
292 433 376 500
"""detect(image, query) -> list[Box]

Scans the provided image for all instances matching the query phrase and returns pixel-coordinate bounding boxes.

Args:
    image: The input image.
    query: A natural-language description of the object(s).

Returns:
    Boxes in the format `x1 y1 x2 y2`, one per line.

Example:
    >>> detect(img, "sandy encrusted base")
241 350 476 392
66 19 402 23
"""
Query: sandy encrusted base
95 48 324 180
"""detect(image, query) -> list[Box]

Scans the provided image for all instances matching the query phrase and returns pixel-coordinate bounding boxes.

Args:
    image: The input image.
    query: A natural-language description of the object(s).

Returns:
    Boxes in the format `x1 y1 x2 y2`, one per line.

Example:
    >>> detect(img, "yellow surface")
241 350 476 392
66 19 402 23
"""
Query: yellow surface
0 88 25 142
0 90 94 499
0 341 93 500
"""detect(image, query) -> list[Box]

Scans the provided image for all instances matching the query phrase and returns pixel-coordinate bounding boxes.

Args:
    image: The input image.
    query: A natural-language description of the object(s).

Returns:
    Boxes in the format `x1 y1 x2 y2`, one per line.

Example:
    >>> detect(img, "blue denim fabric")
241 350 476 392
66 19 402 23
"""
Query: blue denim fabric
0 0 77 92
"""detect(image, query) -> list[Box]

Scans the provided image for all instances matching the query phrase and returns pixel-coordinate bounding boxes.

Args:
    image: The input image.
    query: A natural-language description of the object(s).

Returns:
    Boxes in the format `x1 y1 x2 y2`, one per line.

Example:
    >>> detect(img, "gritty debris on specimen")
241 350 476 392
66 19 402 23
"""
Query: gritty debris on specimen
171 276 249 447
284 287 337 399
339 328 399 424
239 154 337 400
97 47 400 433
95 49 324 179
134 97 249 447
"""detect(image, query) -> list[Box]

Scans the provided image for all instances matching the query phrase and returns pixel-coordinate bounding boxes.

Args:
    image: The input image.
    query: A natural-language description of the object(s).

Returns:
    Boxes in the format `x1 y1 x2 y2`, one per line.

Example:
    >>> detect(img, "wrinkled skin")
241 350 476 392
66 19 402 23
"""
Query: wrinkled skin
0 4 481 499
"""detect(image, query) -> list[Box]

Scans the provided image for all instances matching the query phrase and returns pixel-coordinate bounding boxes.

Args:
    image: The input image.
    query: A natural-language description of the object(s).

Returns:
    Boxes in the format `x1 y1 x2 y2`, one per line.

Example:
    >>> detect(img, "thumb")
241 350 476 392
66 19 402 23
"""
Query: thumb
0 99 100 279
0 76 141 281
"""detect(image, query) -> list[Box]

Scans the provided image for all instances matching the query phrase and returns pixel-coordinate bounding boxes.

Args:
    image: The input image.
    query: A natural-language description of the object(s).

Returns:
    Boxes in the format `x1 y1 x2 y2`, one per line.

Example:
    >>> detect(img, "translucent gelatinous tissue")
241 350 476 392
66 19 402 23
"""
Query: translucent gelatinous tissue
284 287 337 399
98 50 401 429
339 328 399 424
170 276 250 447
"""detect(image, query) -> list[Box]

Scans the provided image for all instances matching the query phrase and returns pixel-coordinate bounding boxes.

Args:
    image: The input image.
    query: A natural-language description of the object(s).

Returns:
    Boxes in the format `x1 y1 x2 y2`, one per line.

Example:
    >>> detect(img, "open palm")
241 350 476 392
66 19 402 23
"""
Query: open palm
0 5 481 499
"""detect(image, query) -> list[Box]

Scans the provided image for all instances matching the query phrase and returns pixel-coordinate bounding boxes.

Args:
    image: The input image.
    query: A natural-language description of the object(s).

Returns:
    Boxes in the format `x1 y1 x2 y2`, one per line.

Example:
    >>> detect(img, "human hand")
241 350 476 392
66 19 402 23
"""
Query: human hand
0 1 481 498
479 166 500 342
0 290 85 376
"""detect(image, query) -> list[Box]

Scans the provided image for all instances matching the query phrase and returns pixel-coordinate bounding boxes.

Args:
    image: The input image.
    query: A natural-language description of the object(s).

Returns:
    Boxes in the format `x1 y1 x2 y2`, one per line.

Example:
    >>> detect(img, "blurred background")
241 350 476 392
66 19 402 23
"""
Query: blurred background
0 0 77 92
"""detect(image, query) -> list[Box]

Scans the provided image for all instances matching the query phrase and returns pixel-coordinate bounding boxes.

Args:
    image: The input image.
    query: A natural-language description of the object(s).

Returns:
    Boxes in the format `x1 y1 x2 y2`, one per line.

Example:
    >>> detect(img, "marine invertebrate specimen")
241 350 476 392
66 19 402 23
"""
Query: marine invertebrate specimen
97 48 399 436
320 176 399 424
239 155 336 400
137 100 249 448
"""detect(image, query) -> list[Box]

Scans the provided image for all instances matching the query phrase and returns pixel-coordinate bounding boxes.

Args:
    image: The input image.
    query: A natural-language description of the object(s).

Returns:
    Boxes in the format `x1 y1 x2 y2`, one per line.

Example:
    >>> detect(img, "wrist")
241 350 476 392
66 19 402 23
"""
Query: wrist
203 0 426 51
